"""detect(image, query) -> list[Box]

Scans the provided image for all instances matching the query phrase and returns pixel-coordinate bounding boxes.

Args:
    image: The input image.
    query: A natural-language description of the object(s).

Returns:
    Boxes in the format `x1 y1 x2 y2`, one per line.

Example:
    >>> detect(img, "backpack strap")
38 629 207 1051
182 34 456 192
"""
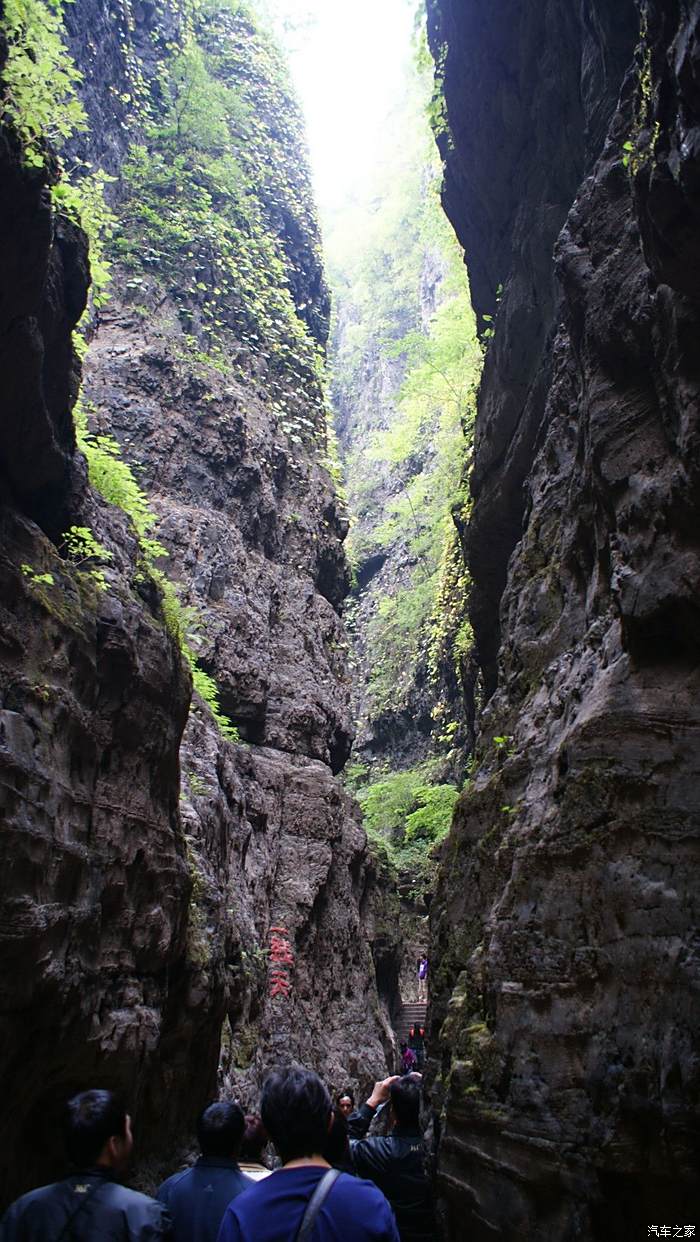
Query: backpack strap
294 1168 341 1242
52 1177 107 1242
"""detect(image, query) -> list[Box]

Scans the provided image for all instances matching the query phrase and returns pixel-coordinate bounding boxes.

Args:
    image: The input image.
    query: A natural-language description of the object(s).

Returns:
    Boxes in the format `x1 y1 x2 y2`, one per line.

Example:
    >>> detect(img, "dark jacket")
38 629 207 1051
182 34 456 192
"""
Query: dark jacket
347 1105 434 1242
156 1156 251 1242
0 1167 171 1241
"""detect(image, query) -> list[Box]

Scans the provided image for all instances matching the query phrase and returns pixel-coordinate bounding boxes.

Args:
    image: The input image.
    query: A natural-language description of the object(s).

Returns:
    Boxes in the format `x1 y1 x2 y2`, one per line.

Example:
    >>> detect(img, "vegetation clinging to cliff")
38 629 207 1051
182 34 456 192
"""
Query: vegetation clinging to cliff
326 39 478 899
346 760 460 897
112 0 328 418
329 49 478 756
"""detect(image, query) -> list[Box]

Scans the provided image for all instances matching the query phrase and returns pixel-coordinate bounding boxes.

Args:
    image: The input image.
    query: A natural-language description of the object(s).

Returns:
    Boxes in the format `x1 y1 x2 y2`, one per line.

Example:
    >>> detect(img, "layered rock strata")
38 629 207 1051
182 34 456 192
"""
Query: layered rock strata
0 116 192 1203
83 305 393 1120
427 1 700 1236
0 0 391 1207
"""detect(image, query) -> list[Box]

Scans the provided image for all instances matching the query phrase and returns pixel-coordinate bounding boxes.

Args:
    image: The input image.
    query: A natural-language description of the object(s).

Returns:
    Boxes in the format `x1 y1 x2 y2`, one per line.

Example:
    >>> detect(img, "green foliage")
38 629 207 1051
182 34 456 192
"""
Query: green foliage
427 516 472 696
343 761 370 791
405 783 460 841
1 0 115 310
623 7 660 175
62 525 112 563
418 25 451 146
145 565 239 741
190 664 240 742
366 578 434 713
75 403 165 546
355 760 459 897
493 735 513 752
52 172 116 308
187 770 211 797
112 0 326 420
0 0 86 167
328 50 478 735
76 399 238 742
2 0 310 742
62 525 113 593
21 564 55 587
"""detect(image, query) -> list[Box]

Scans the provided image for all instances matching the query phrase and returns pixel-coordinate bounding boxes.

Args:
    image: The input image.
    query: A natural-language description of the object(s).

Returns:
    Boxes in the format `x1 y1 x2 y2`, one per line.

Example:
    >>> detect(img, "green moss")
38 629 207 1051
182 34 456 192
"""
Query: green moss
328 49 479 737
184 836 211 969
355 761 460 899
112 0 327 418
230 1021 259 1070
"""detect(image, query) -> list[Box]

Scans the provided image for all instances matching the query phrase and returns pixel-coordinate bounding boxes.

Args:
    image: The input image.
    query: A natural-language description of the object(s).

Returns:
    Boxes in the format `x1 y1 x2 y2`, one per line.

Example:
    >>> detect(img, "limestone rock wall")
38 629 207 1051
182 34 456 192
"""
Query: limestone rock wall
427 1 700 1236
0 0 391 1207
0 115 193 1204
82 304 392 1126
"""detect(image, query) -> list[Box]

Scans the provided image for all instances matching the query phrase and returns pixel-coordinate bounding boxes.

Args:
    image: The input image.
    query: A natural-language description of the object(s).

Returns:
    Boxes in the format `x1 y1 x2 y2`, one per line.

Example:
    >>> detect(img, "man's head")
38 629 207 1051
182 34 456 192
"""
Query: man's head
336 1090 354 1118
261 1066 331 1165
322 1107 350 1167
65 1090 133 1173
240 1114 268 1163
197 1101 246 1159
389 1077 421 1131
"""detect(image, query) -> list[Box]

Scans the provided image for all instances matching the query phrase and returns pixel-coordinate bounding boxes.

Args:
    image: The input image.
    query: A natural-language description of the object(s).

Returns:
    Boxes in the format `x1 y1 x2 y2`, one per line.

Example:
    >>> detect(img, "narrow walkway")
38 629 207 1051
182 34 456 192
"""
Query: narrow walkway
394 1001 427 1047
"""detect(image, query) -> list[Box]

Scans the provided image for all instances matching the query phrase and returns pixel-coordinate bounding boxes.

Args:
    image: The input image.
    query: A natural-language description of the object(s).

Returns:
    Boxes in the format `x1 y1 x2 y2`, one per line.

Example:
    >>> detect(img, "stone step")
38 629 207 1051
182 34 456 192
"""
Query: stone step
394 1000 427 1044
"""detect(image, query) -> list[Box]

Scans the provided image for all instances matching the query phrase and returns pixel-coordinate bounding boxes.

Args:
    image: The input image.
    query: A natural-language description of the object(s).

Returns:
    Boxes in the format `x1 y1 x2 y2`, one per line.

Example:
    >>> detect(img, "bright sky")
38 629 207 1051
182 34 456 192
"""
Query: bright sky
264 0 416 218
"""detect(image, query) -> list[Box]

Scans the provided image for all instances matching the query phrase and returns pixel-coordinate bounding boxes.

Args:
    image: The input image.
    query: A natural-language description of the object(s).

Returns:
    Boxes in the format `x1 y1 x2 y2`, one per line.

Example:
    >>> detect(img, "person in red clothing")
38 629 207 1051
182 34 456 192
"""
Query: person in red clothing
407 1025 426 1070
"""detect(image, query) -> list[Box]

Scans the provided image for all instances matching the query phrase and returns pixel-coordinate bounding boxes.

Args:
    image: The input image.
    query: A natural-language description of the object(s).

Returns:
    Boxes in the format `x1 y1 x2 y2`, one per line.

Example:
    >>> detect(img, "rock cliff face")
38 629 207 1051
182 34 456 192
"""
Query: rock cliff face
82 300 392 1126
0 0 390 1207
427 1 700 1236
0 106 192 1203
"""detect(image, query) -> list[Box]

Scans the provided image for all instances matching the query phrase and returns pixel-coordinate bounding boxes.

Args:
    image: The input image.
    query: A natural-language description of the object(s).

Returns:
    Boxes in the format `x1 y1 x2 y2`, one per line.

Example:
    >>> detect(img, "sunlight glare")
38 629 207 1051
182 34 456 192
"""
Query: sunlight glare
262 0 416 217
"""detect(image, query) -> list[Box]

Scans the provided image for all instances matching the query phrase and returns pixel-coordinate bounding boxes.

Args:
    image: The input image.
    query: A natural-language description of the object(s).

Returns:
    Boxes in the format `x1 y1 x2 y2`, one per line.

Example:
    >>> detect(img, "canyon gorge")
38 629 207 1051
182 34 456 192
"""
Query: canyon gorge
1 0 699 1237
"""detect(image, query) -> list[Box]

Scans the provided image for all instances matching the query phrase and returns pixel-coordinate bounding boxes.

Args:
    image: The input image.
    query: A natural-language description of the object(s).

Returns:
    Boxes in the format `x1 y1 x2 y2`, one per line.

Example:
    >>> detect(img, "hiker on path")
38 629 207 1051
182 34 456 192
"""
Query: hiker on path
336 1091 355 1119
407 1025 426 1070
347 1074 434 1242
238 1115 272 1182
401 1046 417 1074
417 958 428 1003
216 1065 400 1241
157 1101 251 1241
0 1089 171 1241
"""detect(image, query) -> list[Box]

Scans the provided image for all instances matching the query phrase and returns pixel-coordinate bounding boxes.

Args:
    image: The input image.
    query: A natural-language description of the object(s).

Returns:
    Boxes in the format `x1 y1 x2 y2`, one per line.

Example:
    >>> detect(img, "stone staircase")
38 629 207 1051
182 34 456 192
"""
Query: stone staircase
394 1000 427 1046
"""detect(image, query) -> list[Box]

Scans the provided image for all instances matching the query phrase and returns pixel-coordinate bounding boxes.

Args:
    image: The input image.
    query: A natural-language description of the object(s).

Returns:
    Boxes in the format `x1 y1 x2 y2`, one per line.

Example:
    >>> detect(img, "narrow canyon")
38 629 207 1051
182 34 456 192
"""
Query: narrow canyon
0 0 698 1237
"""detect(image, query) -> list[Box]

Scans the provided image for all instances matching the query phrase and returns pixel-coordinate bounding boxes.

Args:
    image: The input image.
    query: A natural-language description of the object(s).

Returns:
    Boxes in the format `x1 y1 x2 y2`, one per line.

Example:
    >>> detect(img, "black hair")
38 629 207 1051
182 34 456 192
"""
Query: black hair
240 1114 268 1162
261 1066 331 1164
65 1090 128 1167
336 1090 354 1107
197 1101 246 1158
390 1077 420 1129
322 1107 351 1168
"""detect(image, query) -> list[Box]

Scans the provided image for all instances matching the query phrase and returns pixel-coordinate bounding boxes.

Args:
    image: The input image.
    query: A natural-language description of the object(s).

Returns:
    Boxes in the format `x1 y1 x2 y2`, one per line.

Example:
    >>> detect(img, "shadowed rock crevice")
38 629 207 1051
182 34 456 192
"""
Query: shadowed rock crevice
0 0 395 1208
427 1 700 1237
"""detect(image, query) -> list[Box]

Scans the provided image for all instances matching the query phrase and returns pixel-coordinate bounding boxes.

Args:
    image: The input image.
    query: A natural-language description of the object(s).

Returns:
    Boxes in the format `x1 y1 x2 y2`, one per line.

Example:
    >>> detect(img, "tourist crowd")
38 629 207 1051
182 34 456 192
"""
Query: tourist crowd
0 1066 435 1241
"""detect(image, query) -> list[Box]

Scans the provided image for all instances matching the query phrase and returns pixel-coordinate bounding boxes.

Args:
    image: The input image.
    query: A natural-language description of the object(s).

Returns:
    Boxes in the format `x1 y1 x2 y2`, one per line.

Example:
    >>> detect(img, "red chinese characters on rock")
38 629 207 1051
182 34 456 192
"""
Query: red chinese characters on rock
269 926 294 999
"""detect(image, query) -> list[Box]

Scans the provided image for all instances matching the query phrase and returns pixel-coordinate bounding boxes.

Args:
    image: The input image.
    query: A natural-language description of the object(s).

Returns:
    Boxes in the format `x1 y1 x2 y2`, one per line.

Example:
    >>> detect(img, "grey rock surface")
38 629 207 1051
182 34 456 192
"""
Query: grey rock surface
0 115 193 1203
427 1 700 1236
0 0 392 1208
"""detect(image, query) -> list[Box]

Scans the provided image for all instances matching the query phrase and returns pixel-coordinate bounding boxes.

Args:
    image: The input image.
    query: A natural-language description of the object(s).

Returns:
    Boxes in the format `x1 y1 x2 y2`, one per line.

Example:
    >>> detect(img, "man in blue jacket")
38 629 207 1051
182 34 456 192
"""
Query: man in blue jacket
0 1089 171 1240
217 1066 400 1242
157 1101 252 1242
